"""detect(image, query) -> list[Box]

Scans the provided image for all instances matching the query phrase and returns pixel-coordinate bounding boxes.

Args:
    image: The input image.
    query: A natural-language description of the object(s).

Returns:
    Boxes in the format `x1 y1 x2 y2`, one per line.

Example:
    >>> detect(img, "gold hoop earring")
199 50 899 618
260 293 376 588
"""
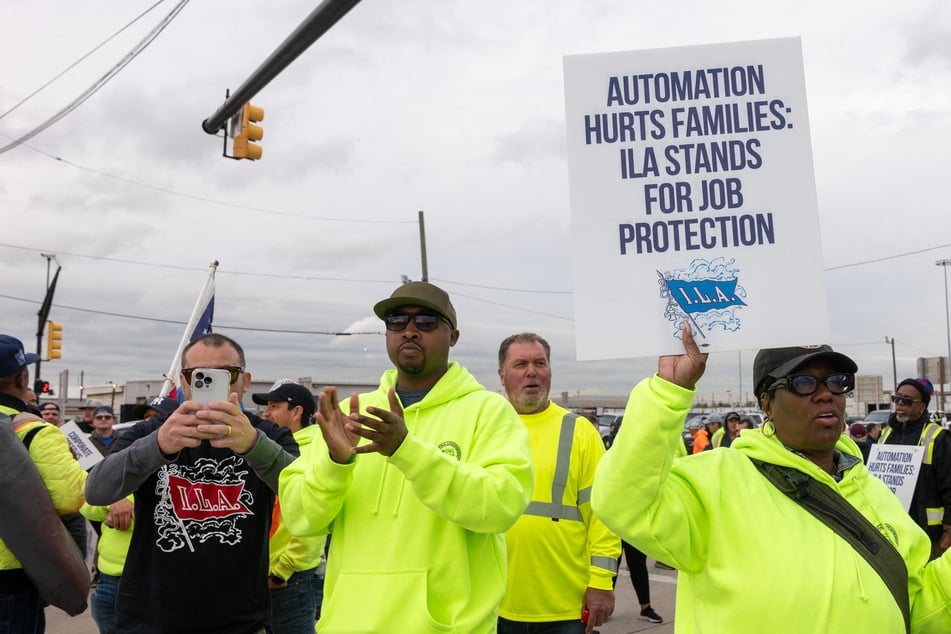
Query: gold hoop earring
762 419 775 437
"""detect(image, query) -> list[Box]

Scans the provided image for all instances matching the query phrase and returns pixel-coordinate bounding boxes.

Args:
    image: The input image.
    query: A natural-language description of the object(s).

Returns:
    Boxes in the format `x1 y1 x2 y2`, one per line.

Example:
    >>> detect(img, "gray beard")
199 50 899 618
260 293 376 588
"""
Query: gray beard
896 414 910 424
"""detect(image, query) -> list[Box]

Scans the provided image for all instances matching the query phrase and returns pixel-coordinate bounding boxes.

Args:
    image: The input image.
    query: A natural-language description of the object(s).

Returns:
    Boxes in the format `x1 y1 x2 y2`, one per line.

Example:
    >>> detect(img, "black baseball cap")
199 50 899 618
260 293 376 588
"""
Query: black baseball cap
252 380 316 421
373 281 457 329
132 396 179 420
753 345 857 396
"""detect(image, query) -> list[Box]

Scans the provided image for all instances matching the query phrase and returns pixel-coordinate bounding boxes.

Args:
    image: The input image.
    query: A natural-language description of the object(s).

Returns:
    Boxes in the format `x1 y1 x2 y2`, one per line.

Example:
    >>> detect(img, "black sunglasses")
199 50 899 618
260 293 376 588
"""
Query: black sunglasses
891 394 922 406
181 366 244 384
769 373 854 396
384 312 451 332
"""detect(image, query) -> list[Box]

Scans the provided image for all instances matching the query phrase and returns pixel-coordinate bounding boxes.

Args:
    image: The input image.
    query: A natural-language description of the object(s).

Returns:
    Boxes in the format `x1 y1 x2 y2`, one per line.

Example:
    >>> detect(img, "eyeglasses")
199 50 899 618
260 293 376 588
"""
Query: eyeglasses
180 366 244 384
384 312 451 332
769 373 854 396
891 395 923 406
94 414 114 420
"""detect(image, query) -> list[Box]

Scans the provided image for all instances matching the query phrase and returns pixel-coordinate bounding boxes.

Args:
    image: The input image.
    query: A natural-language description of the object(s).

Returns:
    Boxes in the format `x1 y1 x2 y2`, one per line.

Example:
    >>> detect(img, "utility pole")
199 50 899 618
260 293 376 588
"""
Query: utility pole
885 336 897 394
418 210 429 282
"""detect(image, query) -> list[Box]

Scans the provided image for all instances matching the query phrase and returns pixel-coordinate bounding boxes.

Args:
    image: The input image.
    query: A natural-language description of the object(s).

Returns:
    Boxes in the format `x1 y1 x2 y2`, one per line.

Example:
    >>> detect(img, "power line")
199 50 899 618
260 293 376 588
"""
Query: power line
5 240 951 297
6 144 419 225
825 243 951 271
0 293 382 336
0 0 191 155
0 243 401 283
0 0 168 121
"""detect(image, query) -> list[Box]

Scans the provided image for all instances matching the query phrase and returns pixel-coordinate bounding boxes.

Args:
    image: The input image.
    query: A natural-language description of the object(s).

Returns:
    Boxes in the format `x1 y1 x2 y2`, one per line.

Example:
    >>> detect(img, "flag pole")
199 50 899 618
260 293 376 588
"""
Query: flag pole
161 260 219 396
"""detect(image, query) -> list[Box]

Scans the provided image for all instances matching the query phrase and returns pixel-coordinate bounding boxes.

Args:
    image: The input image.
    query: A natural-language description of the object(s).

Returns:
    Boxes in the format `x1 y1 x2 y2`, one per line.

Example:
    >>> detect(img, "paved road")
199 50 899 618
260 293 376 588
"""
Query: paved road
46 558 679 633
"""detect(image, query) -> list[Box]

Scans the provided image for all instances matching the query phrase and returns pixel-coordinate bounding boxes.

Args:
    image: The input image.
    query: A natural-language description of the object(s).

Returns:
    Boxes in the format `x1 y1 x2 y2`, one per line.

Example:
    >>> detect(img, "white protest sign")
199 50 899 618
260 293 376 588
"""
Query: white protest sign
60 421 103 471
564 37 829 360
866 444 925 511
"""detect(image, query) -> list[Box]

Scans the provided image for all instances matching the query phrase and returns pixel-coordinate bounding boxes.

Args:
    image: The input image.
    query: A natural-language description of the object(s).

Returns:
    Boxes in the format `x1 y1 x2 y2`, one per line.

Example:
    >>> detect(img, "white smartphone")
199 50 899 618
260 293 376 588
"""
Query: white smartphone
189 368 232 407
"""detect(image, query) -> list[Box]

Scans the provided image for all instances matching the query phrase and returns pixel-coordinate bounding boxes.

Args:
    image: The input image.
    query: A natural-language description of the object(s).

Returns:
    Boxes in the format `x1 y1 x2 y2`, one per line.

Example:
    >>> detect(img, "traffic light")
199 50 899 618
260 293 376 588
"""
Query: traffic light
232 102 264 160
46 321 63 360
33 379 50 394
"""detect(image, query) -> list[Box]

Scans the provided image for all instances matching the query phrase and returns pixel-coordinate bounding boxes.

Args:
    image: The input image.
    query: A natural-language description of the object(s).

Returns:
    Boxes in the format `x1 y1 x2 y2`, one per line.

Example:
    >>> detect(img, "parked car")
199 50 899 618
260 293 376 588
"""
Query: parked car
598 414 622 446
739 412 764 428
863 409 892 425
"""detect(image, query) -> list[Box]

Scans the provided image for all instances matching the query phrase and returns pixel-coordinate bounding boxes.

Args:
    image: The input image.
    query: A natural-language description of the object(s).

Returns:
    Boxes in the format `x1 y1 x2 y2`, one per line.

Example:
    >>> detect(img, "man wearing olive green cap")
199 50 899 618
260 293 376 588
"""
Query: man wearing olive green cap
279 281 534 634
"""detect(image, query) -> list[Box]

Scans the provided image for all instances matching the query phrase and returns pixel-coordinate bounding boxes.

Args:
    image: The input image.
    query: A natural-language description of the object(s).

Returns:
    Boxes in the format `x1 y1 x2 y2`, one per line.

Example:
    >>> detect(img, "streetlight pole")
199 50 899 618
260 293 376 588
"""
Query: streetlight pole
937 259 951 414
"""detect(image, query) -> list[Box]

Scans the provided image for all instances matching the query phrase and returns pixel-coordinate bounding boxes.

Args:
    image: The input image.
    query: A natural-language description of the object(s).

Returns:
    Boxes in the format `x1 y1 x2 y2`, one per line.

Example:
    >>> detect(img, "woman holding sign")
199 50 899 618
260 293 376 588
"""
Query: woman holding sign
592 328 951 633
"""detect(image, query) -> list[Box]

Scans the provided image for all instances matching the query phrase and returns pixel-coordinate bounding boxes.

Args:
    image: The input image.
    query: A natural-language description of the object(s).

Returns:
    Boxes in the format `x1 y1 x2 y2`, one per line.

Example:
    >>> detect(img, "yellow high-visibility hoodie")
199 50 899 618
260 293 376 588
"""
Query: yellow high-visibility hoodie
279 362 534 634
269 424 326 581
501 402 620 622
80 497 133 577
593 374 951 633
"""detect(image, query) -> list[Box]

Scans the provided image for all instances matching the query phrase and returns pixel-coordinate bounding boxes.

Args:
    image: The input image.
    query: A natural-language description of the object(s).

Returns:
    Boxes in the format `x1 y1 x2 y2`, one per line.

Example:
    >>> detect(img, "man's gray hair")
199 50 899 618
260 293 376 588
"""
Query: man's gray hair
498 333 551 367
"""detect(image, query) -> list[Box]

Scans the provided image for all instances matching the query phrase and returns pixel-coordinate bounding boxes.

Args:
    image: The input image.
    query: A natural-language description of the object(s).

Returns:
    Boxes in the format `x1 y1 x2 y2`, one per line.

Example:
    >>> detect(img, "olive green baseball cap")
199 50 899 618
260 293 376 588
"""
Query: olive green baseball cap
373 281 457 329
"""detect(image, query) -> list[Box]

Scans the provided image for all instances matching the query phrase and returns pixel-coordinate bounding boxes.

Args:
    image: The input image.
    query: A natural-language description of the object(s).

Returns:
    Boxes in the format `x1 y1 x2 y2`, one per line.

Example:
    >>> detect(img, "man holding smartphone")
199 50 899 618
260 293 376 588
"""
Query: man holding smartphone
86 333 299 634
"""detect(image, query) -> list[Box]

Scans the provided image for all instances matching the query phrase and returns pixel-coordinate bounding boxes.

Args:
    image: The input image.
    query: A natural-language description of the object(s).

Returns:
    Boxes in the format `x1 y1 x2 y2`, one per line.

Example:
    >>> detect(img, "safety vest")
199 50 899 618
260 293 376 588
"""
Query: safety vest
880 422 945 526
711 427 726 448
520 413 618 574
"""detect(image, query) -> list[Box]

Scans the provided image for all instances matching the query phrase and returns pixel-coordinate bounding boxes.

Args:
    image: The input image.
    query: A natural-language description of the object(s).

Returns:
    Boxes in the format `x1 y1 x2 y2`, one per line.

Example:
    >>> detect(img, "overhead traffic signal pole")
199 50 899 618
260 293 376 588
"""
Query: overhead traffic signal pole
35 255 61 380
201 0 363 138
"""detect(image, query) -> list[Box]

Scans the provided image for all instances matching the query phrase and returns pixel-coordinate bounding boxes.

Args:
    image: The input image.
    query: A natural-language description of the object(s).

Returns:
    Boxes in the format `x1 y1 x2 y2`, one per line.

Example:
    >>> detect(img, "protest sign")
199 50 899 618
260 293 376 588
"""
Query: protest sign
564 37 829 359
866 444 925 511
61 421 103 471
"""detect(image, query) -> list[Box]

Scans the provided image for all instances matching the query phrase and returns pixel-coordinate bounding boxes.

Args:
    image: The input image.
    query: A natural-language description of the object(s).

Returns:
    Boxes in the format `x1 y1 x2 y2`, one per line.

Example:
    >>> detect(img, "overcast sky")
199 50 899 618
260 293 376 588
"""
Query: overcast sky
3 0 950 408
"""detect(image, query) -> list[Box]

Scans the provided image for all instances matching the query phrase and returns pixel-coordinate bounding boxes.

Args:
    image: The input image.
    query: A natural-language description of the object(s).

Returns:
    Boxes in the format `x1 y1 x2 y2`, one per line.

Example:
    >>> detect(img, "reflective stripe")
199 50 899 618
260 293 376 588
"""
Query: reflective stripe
922 424 943 465
523 501 582 521
521 414 582 522
878 423 943 465
577 486 591 505
926 508 944 526
591 556 618 573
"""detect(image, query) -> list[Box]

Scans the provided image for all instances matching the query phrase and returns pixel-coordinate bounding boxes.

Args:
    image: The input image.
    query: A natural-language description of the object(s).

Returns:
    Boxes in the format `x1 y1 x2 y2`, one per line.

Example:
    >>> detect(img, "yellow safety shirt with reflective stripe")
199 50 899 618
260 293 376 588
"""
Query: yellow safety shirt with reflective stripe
500 402 620 622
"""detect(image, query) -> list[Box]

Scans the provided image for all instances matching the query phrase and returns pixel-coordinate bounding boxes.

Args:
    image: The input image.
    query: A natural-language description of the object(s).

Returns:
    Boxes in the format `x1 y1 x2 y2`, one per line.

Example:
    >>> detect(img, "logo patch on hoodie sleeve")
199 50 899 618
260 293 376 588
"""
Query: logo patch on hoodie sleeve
438 441 462 460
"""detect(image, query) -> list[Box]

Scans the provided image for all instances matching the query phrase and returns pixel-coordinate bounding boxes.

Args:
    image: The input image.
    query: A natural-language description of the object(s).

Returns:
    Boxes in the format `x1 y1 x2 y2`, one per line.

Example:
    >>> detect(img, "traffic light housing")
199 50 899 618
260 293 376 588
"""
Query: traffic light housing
46 321 63 360
33 379 50 394
232 102 264 160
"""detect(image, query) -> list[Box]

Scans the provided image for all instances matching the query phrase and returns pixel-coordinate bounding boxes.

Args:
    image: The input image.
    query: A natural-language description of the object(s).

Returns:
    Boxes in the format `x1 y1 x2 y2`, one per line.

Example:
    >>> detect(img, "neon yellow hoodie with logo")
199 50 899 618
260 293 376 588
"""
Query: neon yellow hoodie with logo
279 362 534 634
593 374 951 633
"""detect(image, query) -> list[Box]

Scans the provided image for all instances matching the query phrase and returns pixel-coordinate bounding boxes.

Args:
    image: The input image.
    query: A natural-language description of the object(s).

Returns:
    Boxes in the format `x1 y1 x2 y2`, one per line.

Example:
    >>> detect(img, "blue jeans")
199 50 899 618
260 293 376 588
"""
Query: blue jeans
0 588 44 634
90 573 120 634
268 569 319 634
497 617 585 634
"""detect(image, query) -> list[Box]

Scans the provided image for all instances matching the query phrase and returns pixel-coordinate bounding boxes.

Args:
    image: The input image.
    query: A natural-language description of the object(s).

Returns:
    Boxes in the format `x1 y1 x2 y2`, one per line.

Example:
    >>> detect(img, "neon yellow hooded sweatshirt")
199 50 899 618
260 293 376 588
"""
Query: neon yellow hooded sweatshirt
269 424 326 581
279 362 534 634
593 374 951 633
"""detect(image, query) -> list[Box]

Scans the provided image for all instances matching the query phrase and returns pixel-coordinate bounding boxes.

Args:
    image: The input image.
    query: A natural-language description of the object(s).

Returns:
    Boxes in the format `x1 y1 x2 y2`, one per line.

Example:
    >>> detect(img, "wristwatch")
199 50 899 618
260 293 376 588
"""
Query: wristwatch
268 574 286 586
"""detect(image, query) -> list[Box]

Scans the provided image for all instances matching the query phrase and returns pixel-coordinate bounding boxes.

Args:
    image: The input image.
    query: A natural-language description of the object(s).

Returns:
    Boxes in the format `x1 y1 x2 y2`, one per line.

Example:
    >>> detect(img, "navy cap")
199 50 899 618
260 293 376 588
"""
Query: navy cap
252 380 316 421
132 396 179 420
0 335 40 378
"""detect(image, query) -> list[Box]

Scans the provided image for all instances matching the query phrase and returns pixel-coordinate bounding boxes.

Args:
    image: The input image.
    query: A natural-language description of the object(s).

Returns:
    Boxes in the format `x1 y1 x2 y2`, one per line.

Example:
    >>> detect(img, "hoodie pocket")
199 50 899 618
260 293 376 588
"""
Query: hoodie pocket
319 569 453 633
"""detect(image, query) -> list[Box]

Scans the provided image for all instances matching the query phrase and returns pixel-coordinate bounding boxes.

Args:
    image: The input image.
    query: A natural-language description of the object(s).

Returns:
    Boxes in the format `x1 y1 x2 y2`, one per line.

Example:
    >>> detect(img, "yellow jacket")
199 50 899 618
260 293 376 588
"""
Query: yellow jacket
0 408 86 570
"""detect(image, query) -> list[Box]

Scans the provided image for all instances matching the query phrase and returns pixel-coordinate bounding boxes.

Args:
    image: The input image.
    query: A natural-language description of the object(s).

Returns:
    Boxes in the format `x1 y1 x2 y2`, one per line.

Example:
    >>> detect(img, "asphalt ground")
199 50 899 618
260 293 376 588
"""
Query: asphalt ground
45 556 679 633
